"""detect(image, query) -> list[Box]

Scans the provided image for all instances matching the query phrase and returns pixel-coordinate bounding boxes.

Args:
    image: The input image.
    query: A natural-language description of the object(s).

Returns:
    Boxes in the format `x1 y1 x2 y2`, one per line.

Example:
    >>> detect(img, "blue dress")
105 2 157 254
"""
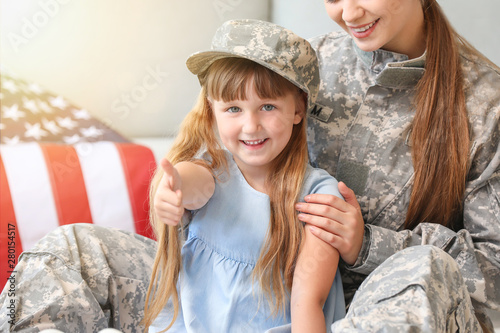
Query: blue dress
150 154 345 332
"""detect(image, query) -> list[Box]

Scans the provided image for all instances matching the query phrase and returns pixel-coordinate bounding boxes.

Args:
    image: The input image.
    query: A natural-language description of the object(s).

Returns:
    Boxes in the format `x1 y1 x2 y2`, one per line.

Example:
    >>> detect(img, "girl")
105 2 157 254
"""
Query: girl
144 19 345 332
297 0 500 331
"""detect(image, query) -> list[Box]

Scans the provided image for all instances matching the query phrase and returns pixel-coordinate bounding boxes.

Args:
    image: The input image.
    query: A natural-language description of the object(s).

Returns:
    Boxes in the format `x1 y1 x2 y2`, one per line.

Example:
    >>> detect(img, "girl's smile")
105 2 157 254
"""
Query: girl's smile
240 138 268 149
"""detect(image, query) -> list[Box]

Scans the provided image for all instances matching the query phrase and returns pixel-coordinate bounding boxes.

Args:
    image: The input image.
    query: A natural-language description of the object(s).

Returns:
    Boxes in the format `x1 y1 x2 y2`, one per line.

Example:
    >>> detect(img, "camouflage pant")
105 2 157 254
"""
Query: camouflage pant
331 245 482 332
0 224 481 333
0 224 157 333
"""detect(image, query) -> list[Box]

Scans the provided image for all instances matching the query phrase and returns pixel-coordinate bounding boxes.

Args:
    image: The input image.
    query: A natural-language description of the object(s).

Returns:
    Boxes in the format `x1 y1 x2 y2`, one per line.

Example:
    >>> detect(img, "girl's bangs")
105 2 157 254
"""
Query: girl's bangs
204 58 299 102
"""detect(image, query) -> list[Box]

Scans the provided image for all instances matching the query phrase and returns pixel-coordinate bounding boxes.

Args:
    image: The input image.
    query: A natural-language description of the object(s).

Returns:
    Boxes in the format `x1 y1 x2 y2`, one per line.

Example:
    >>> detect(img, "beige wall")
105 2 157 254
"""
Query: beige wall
1 0 270 138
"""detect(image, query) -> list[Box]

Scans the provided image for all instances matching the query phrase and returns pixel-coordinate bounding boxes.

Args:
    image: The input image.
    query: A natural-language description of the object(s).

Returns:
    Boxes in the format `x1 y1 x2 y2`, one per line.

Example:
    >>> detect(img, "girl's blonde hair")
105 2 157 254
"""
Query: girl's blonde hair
406 0 499 230
143 57 309 331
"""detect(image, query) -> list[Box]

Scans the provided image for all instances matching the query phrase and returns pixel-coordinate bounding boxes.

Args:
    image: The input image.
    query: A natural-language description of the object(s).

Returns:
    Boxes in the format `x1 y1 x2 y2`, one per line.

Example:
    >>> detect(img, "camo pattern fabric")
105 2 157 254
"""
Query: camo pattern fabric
0 226 485 333
307 30 500 331
0 223 157 333
185 19 320 109
331 245 481 332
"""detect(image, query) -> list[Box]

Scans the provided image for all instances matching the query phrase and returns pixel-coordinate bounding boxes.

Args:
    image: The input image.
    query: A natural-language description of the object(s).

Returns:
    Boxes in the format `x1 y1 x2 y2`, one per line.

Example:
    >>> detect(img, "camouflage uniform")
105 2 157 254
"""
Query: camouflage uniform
0 224 157 333
0 225 487 333
307 31 500 331
1 25 499 333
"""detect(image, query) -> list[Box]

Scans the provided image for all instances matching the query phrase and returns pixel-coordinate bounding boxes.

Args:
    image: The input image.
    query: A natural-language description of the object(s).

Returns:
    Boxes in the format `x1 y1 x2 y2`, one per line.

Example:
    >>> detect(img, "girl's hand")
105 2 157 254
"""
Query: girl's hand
153 158 184 226
296 182 364 266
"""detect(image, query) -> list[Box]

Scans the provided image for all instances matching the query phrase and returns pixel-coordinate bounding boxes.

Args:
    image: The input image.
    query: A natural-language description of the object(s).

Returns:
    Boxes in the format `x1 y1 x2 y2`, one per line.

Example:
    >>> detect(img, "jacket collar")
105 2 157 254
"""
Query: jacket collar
353 40 426 89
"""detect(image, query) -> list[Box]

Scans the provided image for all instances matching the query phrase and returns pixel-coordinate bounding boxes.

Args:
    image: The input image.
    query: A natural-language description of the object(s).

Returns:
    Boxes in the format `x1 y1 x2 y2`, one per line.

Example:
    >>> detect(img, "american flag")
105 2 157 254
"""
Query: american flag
1 72 128 144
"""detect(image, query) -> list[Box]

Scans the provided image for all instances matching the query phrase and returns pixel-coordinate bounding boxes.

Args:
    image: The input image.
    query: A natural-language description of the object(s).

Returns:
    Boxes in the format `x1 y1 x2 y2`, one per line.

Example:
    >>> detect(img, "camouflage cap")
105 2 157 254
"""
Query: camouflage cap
186 19 320 108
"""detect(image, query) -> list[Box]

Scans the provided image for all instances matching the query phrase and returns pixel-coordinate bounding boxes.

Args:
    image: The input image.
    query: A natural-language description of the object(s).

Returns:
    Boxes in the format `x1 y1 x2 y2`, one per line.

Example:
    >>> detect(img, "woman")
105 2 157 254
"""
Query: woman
296 0 500 331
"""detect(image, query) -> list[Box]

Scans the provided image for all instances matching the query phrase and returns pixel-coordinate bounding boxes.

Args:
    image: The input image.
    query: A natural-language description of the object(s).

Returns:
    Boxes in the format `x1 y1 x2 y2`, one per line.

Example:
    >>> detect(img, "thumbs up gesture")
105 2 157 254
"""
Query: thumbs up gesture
153 158 184 226
153 158 216 226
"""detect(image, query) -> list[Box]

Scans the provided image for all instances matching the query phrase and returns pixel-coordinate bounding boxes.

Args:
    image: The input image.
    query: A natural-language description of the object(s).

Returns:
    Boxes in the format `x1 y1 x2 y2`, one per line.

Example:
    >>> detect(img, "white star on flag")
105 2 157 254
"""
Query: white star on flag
2 104 26 121
2 135 20 145
56 116 78 130
28 83 44 94
42 118 62 135
73 108 91 120
39 101 53 113
81 126 104 138
25 122 48 140
63 134 81 144
23 97 40 113
2 79 19 94
49 96 68 109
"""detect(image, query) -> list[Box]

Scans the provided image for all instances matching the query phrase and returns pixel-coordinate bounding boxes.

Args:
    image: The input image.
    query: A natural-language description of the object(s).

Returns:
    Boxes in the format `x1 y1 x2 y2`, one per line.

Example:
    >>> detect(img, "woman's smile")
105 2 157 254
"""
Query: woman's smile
325 0 426 58
348 19 380 38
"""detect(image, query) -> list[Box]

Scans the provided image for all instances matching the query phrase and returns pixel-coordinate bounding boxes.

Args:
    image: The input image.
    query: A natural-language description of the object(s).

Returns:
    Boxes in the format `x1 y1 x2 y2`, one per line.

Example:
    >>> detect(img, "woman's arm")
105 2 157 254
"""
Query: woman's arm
297 173 500 311
154 158 215 225
291 226 340 333
352 176 500 309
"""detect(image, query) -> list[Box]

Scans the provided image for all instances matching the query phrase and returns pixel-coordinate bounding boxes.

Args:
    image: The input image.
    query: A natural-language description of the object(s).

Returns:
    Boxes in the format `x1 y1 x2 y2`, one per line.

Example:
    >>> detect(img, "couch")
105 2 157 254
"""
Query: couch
0 71 157 291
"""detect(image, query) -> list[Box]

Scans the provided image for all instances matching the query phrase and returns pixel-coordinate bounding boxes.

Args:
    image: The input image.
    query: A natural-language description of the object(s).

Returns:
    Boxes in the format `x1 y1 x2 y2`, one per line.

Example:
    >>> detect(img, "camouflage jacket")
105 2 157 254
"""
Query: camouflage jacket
307 31 500 316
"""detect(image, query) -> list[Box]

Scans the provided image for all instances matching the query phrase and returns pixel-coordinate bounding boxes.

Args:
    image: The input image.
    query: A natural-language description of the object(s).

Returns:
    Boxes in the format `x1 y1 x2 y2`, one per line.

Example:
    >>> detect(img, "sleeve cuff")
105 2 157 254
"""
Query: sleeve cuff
345 225 371 270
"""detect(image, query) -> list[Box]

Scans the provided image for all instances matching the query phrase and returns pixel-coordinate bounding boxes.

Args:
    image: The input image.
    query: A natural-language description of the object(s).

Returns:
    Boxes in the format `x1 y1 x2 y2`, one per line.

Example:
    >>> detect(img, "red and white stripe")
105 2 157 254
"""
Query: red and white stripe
0 142 156 287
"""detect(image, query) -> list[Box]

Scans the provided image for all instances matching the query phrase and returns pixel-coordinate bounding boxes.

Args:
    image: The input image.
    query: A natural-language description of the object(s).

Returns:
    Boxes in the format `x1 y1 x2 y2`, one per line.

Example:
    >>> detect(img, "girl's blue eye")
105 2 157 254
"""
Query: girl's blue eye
262 104 275 111
227 106 240 113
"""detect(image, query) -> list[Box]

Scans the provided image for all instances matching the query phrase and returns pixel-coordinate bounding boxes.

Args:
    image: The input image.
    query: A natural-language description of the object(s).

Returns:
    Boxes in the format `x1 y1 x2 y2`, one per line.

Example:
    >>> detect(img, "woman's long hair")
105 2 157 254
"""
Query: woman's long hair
405 0 476 230
143 57 309 331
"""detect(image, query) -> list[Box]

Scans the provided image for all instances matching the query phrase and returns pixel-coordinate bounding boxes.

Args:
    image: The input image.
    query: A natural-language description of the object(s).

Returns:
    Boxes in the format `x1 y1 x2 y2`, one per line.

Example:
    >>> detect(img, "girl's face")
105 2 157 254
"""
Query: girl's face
210 81 302 180
325 0 426 59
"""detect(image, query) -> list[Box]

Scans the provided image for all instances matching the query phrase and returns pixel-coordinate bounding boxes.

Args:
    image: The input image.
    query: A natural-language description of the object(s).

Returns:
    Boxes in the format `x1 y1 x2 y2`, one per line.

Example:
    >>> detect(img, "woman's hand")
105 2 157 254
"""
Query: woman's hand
296 182 364 266
153 158 184 226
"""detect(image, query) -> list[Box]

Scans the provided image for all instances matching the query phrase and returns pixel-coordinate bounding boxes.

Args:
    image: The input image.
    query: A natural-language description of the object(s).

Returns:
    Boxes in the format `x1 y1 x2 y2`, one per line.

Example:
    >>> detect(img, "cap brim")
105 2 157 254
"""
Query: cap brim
186 51 247 76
